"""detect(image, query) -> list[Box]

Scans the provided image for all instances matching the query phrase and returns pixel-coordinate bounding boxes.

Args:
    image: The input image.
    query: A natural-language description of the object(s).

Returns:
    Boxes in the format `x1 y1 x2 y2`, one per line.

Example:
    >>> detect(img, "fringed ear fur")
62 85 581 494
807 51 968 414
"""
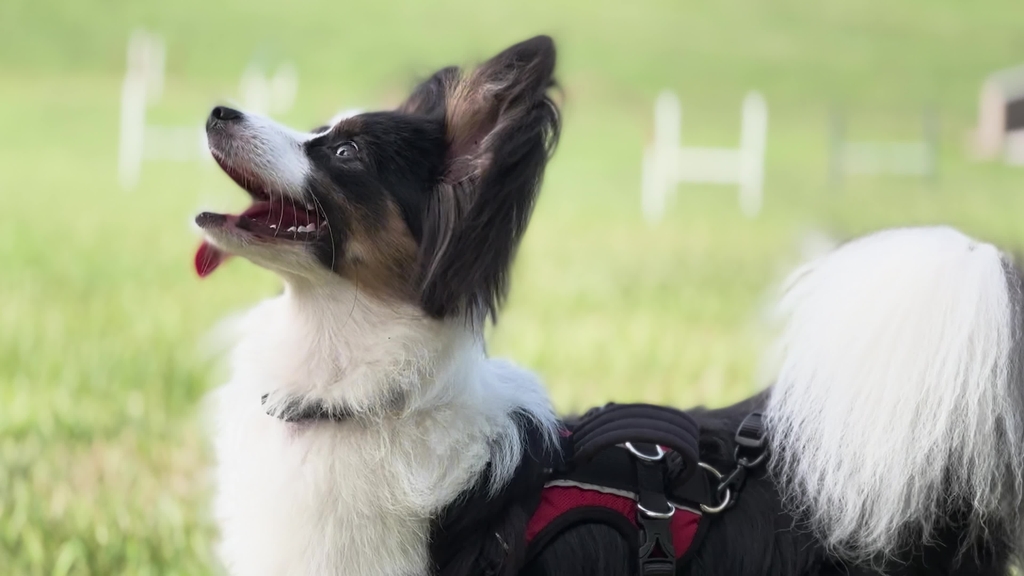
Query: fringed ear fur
398 66 461 118
414 36 561 322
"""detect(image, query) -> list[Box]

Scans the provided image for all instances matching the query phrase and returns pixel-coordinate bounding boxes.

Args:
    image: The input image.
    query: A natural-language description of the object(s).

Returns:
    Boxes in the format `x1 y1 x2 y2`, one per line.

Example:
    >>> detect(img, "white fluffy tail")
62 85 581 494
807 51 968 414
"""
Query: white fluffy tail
765 226 1024 560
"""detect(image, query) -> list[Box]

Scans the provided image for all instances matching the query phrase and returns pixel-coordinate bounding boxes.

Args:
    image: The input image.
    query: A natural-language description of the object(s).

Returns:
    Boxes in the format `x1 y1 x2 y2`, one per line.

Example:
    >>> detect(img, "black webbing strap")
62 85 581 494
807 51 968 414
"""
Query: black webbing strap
632 446 676 576
565 404 702 576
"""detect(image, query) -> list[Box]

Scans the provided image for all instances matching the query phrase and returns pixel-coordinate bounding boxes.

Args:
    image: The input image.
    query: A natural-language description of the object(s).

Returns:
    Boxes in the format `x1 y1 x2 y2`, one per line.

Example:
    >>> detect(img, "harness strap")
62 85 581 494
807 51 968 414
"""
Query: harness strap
632 445 677 576
428 406 768 576
525 404 709 575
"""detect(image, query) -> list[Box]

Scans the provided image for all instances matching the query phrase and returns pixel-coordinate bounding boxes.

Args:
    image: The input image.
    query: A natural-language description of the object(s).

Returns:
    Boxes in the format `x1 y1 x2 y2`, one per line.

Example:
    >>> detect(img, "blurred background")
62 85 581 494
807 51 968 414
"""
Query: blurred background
2 0 1023 573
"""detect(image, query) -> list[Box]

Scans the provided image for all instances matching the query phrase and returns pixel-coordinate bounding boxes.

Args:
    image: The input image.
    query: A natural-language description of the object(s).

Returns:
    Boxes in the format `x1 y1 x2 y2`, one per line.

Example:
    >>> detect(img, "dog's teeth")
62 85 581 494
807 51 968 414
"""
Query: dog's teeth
269 224 278 230
307 223 317 231
286 226 297 233
305 203 315 210
297 224 317 233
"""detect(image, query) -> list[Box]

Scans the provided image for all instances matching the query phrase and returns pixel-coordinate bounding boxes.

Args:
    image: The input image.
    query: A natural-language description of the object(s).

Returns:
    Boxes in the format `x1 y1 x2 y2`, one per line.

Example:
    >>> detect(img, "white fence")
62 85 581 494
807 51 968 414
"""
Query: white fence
238 61 298 118
117 29 300 191
642 90 768 221
118 30 202 190
828 108 939 188
970 64 1024 165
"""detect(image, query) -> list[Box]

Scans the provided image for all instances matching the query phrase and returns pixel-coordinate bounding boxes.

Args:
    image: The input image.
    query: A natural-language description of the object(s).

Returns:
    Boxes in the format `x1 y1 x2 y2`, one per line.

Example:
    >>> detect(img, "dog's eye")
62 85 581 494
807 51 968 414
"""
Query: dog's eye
335 142 358 158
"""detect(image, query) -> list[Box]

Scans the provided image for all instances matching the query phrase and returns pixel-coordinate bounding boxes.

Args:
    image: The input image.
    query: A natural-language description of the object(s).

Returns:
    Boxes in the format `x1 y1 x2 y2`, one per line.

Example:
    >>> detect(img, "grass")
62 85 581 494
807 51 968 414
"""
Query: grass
1 0 1023 573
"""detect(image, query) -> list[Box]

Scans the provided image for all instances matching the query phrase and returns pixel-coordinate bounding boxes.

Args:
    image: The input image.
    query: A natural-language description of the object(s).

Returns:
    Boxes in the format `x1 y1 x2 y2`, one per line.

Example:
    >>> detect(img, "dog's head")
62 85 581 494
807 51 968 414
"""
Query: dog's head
195 36 559 321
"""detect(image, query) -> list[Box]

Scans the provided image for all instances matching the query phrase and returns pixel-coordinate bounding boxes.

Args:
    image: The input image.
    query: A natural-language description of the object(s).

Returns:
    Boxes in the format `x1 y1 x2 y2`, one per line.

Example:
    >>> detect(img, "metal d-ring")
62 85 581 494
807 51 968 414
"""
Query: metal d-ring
627 442 674 518
624 442 667 462
698 462 732 514
637 500 676 519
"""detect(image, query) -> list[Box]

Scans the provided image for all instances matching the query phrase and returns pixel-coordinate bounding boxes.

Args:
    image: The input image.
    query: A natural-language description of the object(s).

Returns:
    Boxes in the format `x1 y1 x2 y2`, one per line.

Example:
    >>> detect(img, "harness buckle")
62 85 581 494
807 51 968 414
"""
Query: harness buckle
639 557 675 576
734 411 766 450
637 507 676 576
628 442 677 576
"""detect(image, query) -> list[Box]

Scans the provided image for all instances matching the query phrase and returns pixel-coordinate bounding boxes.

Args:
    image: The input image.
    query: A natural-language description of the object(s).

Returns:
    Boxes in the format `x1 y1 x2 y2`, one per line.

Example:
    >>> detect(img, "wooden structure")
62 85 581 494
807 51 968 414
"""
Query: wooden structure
972 64 1024 165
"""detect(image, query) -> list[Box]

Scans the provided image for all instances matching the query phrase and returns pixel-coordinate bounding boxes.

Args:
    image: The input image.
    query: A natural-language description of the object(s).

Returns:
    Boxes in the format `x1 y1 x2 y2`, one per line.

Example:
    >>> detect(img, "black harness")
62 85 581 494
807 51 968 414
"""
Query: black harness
264 396 767 575
523 405 767 575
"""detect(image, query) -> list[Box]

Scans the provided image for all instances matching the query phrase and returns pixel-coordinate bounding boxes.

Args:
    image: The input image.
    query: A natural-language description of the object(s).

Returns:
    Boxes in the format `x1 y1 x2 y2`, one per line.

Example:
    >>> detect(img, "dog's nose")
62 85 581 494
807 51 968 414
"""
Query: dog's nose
211 106 243 122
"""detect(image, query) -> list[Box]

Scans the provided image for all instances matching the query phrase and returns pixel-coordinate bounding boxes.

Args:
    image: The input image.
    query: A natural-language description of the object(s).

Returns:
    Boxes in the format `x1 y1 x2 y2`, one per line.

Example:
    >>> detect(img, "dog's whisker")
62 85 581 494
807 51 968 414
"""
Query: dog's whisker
274 190 284 238
310 195 333 263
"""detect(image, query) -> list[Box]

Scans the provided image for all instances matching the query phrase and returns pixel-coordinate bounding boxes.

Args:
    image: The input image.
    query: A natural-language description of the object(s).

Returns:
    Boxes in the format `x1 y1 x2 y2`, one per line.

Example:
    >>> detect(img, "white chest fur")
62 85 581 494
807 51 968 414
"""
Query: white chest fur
206 284 556 576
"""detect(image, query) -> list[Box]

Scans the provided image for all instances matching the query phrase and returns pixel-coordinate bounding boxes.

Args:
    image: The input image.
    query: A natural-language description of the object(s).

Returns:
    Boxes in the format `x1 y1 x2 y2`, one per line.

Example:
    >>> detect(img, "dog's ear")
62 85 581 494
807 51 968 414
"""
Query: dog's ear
416 36 560 321
399 66 460 117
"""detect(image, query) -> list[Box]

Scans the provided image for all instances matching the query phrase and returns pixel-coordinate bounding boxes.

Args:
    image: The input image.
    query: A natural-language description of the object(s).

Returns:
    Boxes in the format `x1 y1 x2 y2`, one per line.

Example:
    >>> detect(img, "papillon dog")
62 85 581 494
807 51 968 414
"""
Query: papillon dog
195 36 1024 576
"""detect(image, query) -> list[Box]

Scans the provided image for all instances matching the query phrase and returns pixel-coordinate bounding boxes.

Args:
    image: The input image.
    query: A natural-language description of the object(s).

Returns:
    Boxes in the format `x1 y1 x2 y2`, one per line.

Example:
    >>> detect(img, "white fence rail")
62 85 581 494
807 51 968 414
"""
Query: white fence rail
117 29 301 191
642 90 768 221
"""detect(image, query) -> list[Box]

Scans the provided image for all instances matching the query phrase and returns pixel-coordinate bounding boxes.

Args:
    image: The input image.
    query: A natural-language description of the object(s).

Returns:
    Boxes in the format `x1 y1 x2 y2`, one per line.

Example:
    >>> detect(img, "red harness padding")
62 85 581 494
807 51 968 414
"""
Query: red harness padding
521 436 713 575
526 481 703 557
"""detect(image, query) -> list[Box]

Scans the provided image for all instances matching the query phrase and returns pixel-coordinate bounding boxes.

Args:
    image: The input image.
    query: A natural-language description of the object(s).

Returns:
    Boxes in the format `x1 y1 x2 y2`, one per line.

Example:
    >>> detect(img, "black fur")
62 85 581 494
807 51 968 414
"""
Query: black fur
298 112 444 272
414 36 560 321
296 37 559 321
431 394 1014 576
430 412 561 576
399 66 461 119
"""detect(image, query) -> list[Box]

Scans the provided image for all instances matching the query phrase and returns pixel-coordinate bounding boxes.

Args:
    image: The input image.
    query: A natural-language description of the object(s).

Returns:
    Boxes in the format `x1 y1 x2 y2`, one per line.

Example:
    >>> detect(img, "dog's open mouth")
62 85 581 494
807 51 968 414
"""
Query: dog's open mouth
193 157 326 278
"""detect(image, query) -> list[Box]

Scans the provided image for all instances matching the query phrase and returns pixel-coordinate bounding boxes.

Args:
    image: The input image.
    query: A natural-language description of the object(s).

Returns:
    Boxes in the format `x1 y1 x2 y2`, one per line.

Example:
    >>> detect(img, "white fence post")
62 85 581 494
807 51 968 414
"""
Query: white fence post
239 61 298 117
118 30 166 191
738 92 768 218
642 90 768 222
642 91 682 221
117 30 303 191
828 107 940 189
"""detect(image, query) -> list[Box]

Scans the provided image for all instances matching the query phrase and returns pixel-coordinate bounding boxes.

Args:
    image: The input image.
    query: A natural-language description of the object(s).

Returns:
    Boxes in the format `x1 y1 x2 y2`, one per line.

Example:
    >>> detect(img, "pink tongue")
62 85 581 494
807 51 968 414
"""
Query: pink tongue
194 241 228 278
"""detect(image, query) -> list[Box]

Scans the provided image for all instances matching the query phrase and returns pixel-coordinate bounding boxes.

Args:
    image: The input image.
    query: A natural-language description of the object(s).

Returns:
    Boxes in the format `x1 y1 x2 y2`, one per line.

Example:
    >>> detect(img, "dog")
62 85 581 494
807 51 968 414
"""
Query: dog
195 36 1024 575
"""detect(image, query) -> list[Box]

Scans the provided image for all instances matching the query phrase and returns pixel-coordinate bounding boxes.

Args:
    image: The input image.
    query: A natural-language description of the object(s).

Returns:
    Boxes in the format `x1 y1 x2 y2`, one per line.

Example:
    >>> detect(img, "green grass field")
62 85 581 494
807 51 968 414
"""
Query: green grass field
2 0 1023 573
